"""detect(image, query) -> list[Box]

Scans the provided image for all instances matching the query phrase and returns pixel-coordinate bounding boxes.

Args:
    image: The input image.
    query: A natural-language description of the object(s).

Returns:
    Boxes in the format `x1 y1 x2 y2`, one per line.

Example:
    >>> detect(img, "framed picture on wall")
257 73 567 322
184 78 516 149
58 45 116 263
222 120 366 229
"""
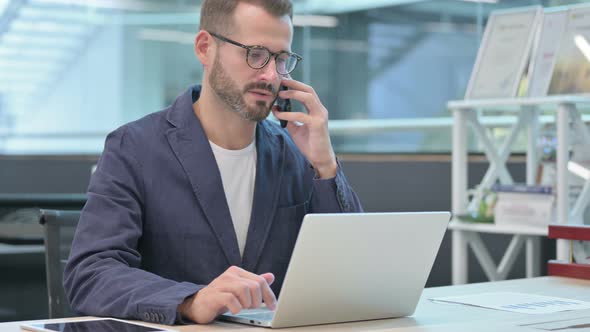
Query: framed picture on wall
465 6 542 100
548 5 590 95
526 8 568 97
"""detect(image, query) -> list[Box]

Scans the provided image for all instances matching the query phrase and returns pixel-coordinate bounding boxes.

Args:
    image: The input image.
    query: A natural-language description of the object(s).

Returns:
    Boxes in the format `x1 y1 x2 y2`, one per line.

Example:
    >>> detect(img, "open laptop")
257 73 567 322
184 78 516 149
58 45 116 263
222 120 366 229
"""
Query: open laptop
220 211 451 328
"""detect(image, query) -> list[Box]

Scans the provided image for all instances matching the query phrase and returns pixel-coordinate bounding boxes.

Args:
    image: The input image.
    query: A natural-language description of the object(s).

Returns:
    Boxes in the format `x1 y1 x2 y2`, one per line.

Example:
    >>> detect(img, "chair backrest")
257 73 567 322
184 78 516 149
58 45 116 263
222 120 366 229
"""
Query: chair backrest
39 209 81 318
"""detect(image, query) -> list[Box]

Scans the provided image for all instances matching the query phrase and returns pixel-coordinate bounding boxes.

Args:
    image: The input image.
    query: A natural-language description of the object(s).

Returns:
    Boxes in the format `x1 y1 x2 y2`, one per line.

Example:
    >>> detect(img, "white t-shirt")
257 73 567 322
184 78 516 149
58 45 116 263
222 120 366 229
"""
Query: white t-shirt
209 139 257 258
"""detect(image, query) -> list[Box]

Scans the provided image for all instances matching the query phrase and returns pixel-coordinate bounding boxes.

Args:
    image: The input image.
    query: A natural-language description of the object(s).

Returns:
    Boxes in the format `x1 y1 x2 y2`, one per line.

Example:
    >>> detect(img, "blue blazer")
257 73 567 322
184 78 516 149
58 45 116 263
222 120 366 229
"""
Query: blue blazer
64 86 363 325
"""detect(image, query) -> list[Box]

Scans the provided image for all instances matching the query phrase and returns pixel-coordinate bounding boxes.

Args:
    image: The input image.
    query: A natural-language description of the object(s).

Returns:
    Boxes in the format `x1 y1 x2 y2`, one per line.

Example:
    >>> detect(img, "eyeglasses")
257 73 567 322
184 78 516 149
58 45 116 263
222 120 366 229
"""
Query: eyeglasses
208 31 302 75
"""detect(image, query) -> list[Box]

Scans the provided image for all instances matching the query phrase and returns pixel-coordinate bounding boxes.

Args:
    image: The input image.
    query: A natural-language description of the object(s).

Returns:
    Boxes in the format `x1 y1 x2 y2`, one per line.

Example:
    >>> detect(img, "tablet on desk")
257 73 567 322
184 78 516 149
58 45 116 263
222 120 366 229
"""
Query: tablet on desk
21 318 177 332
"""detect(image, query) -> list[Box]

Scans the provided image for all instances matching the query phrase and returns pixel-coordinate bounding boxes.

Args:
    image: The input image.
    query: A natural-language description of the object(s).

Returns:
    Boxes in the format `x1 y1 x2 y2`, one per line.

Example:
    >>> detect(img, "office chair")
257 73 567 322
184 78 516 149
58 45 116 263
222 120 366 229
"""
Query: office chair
0 208 44 245
39 209 81 318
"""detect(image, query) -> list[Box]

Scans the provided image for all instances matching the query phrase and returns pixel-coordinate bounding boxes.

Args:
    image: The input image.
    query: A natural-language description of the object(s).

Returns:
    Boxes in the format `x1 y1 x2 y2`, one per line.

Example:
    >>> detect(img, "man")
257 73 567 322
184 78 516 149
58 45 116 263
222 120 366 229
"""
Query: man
64 0 363 326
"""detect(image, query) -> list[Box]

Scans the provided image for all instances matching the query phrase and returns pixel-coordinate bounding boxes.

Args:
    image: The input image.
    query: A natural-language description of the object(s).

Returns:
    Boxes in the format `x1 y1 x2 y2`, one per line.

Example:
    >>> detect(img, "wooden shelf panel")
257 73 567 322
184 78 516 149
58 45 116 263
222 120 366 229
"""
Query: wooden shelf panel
549 224 590 241
548 260 590 280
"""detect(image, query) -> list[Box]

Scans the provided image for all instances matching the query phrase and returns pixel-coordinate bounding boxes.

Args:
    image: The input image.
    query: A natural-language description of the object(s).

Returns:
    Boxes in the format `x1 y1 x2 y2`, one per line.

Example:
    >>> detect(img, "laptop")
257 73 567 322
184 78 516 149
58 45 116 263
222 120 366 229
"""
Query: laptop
220 211 451 328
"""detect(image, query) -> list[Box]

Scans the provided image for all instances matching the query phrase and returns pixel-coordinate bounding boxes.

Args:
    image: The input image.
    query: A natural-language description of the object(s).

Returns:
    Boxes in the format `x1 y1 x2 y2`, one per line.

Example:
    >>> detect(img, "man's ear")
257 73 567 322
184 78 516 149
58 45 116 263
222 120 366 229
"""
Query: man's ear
194 30 214 67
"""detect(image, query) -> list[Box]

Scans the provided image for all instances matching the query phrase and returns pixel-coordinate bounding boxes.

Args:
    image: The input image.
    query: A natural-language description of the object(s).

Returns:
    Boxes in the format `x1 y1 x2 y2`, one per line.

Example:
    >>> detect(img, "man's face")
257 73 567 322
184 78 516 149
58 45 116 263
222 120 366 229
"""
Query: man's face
208 48 276 122
208 3 293 122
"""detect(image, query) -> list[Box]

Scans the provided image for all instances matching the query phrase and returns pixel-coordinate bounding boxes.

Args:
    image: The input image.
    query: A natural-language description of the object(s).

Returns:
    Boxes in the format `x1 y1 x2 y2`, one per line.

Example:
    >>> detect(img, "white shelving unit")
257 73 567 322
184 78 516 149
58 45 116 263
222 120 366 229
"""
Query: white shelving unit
449 95 590 285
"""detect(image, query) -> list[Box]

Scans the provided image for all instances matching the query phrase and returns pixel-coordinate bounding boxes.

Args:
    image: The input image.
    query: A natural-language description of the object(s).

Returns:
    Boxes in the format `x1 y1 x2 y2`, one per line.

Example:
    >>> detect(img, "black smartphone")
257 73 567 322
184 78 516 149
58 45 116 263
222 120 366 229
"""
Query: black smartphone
276 85 291 128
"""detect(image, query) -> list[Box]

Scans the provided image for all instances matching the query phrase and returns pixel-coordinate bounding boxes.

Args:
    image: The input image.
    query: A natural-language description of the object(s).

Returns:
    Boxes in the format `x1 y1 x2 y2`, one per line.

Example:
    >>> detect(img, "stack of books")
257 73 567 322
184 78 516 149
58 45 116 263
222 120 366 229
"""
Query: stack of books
492 184 555 228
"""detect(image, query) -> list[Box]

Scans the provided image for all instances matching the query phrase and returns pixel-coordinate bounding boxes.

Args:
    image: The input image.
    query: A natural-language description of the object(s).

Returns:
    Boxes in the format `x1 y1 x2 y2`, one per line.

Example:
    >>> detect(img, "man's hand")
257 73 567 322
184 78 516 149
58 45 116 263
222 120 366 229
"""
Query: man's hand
179 266 276 324
272 79 338 179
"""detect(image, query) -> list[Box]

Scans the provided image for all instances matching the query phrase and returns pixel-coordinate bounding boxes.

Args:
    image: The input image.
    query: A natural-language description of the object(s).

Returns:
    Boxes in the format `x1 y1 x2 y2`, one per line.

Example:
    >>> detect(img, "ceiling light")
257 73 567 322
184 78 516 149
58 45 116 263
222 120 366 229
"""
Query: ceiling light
30 0 167 12
569 161 590 181
137 28 194 44
0 0 10 16
1 34 81 49
0 46 71 59
462 0 498 3
10 20 88 35
574 34 590 62
295 0 427 14
19 6 107 24
293 15 338 28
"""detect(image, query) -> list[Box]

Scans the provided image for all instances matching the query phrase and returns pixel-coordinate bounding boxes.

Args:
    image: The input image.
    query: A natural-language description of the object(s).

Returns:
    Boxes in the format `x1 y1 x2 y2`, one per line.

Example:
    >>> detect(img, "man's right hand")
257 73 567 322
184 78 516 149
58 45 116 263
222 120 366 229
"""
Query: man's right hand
179 266 277 324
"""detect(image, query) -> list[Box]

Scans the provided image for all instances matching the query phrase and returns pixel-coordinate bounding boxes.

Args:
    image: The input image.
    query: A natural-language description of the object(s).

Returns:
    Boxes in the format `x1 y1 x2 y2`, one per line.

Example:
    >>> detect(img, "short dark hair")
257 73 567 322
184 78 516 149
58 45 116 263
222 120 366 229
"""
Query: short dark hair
199 0 293 35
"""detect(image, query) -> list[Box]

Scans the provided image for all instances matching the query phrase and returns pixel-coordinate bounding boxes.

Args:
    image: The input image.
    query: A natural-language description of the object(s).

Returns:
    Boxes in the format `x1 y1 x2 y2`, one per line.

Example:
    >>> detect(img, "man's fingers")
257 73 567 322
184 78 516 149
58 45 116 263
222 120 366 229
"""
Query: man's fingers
221 281 253 309
219 292 243 315
278 89 328 119
245 279 263 309
261 272 275 285
272 109 312 125
280 78 315 95
278 89 319 111
258 273 277 310
234 269 277 310
221 267 277 310
261 287 277 310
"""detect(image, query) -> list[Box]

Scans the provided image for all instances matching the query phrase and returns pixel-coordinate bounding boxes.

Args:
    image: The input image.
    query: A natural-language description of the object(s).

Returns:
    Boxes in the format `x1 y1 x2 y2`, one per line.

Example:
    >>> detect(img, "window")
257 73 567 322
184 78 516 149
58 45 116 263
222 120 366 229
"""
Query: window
0 0 585 154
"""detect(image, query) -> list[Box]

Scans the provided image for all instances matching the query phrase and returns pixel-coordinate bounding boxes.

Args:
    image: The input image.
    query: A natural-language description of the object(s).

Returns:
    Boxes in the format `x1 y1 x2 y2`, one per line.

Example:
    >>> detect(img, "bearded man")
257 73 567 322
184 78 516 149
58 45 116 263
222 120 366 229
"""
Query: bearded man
64 0 363 325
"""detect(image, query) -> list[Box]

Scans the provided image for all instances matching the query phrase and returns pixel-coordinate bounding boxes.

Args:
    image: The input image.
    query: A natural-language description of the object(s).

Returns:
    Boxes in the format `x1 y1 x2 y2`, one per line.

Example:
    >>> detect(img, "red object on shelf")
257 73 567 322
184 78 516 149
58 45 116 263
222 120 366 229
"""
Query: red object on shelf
547 224 590 280
548 224 590 241
548 260 590 280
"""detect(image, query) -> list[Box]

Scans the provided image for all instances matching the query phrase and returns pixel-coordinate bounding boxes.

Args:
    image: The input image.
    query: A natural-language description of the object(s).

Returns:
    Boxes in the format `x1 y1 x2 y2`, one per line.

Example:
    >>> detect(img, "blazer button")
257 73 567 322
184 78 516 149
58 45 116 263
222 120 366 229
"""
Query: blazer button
143 312 150 321
158 313 165 322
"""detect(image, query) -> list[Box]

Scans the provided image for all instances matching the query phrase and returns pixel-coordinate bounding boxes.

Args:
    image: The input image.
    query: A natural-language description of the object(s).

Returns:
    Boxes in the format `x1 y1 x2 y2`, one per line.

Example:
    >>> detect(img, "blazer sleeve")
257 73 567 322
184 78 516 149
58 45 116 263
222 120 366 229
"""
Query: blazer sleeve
63 126 202 325
309 159 363 213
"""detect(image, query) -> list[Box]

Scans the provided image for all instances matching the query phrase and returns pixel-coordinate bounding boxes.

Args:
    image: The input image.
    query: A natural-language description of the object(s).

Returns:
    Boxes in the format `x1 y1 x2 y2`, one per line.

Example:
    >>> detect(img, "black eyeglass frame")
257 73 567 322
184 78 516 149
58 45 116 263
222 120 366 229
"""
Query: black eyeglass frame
208 31 303 75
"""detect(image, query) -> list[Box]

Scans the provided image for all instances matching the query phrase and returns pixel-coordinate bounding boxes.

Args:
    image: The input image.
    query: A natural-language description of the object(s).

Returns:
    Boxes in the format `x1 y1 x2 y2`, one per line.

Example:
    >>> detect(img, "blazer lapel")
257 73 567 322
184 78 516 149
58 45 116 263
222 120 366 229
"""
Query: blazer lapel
241 122 285 271
165 86 241 267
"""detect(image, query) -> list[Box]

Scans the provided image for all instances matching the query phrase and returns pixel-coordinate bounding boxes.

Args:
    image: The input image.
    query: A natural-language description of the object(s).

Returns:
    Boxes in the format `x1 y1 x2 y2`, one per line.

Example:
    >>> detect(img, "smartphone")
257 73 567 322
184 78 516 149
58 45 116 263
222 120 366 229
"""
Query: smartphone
276 85 291 128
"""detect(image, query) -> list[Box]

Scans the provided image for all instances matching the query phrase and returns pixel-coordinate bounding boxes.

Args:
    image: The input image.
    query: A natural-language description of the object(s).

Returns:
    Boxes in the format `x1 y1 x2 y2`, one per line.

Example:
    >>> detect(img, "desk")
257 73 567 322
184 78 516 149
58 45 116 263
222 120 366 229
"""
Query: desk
1 277 589 331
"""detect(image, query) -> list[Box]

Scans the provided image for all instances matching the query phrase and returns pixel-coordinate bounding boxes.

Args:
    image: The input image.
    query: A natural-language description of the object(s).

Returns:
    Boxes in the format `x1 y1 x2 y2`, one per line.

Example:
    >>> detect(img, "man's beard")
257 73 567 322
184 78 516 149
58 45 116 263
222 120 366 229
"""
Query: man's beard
208 54 277 122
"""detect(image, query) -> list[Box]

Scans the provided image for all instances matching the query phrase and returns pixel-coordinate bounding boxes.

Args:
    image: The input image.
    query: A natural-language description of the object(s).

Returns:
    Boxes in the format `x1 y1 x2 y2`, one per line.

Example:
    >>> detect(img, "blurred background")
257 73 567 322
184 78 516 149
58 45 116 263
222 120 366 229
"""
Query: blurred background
0 0 587 154
0 0 588 322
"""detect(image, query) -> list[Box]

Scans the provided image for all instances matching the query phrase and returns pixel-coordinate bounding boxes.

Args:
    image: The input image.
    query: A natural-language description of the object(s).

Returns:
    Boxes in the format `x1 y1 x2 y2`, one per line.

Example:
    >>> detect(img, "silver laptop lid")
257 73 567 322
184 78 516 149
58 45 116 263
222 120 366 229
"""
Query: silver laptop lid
270 211 450 328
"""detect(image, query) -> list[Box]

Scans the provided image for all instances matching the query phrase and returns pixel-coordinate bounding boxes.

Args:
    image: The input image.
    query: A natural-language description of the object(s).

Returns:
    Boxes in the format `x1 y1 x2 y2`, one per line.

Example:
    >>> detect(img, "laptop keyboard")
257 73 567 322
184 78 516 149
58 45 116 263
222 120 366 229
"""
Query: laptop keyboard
236 310 275 321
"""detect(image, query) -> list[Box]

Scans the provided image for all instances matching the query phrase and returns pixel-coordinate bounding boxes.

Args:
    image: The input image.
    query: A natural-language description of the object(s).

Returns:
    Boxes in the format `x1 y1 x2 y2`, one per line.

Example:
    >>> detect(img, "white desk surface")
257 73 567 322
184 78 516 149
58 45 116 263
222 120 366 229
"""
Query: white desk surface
2 276 589 332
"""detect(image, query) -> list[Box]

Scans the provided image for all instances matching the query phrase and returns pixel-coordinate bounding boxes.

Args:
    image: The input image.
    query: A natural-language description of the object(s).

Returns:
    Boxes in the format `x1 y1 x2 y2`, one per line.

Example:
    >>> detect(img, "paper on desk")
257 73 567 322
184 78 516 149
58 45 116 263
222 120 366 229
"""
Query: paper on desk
522 317 590 331
430 292 590 315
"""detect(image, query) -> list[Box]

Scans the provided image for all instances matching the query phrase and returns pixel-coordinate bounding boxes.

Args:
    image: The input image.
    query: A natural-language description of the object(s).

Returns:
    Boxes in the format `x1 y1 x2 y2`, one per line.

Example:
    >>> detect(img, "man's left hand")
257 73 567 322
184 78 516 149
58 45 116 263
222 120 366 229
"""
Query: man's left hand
272 79 337 179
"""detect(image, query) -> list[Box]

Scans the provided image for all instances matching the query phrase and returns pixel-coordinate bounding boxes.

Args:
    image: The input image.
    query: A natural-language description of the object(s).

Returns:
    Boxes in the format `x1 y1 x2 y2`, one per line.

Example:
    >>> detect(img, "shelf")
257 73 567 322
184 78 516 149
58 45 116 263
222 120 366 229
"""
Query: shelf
548 260 590 280
451 95 590 283
449 219 548 236
549 224 590 241
448 95 590 110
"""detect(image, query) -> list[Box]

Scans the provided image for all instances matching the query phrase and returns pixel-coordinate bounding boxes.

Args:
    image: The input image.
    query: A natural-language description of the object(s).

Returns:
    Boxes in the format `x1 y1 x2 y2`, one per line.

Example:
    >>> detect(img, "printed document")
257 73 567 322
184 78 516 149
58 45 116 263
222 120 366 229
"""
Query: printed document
430 292 590 315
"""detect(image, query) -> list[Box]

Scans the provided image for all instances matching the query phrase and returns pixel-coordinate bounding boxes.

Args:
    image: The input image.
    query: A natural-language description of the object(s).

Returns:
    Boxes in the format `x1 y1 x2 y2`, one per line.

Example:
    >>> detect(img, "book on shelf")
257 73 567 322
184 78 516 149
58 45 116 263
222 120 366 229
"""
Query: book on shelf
493 184 555 228
491 183 553 194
